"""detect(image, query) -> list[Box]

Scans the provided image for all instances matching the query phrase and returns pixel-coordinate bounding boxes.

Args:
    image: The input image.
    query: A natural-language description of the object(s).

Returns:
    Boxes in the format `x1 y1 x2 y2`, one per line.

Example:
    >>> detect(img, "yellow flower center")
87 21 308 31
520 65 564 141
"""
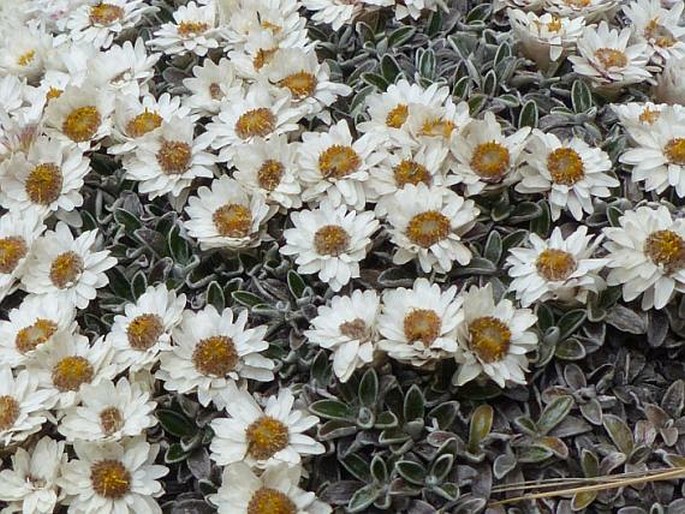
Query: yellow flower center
178 21 209 36
17 50 35 67
49 251 84 289
90 460 131 499
126 313 164 351
99 407 124 435
209 83 222 100
319 145 361 179
0 236 28 274
645 18 676 48
535 248 577 281
639 107 660 124
212 204 252 238
645 229 685 273
564 0 590 6
313 225 350 256
46 87 63 101
89 3 124 25
257 160 284 191
664 138 685 165
235 108 276 140
393 159 431 187
192 336 239 377
547 147 584 185
126 109 162 138
420 117 455 139
469 316 511 363
156 140 192 175
247 488 297 514
594 48 628 69
261 20 282 33
386 104 409 128
406 210 450 248
339 318 370 341
253 48 278 70
546 16 562 32
62 106 101 143
25 163 63 205
245 416 289 460
278 71 317 100
15 319 58 354
470 141 510 180
52 355 94 392
403 308 441 346
0 396 20 431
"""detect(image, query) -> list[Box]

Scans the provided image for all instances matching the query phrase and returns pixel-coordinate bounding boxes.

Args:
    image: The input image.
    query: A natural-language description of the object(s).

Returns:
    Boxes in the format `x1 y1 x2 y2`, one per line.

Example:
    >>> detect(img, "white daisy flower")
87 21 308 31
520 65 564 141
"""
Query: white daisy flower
603 205 685 310
183 58 241 116
404 98 472 146
0 135 90 216
568 22 653 89
385 184 478 274
305 289 380 383
209 382 324 468
21 222 117 310
149 1 222 57
108 283 186 373
450 111 531 196
184 176 272 251
0 293 76 369
42 82 115 146
109 93 190 156
611 101 670 141
394 0 445 21
367 141 455 216
233 135 303 211
0 22 54 81
0 436 67 514
623 0 685 64
620 109 685 197
655 57 685 103
209 462 332 514
65 0 156 49
506 226 608 307
378 278 462 368
29 331 115 409
219 0 307 49
545 0 620 21
263 47 352 120
122 117 215 199
301 0 363 30
298 120 383 210
280 201 379 292
0 75 26 119
0 209 44 303
156 306 274 410
89 39 162 99
202 85 301 164
508 9 585 69
453 283 538 388
357 79 450 147
59 437 168 514
58 377 157 442
0 366 55 446
516 129 618 220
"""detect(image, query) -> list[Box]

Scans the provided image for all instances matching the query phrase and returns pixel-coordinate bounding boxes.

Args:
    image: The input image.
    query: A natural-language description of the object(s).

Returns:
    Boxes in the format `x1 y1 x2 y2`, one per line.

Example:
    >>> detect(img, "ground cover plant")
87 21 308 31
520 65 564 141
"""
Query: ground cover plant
1 0 685 512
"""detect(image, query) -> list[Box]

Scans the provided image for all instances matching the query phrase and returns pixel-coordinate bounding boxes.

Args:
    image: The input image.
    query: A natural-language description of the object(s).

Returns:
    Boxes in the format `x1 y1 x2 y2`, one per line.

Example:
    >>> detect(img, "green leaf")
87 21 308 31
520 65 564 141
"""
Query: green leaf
468 404 494 451
451 257 498 276
418 49 436 79
555 338 587 360
517 445 553 463
108 267 133 300
467 93 488 116
130 270 147 299
167 225 190 264
430 454 454 482
231 290 264 307
501 229 528 255
388 26 416 47
114 208 142 232
530 200 551 237
581 449 599 477
380 54 401 83
403 385 425 421
482 69 497 96
494 42 512 67
395 460 426 485
453 76 471 100
558 309 587 341
340 453 372 483
164 443 189 464
157 409 196 438
466 3 491 23
371 455 388 483
603 414 634 455
286 270 306 299
537 396 574 435
536 303 555 332
375 410 398 429
509 201 542 224
309 399 355 421
428 401 459 430
519 100 538 128
361 72 389 91
571 79 593 113
317 419 357 440
358 368 379 408
483 230 502 264
311 350 332 387
206 281 225 312
572 491 597 511
348 484 381 513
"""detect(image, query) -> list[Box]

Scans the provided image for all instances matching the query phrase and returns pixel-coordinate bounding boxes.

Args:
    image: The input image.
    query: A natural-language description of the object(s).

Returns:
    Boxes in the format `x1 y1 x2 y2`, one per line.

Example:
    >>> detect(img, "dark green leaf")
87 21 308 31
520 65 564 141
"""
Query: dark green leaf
395 460 426 485
537 396 574 435
571 80 593 113
558 309 587 341
466 3 491 23
317 419 357 440
403 385 425 421
453 76 471 100
361 72 389 91
309 399 355 421
380 54 401 83
167 225 190 264
114 208 142 232
371 455 388 483
509 201 542 224
358 368 379 408
388 26 416 47
484 230 502 264
555 338 587 360
519 100 538 128
231 290 264 307
530 200 551 237
206 281 225 311
430 454 454 482
108 267 133 300
517 445 554 463
603 414 634 455
348 484 381 513
286 270 306 299
164 443 189 464
157 409 196 438
467 93 488 115
428 401 459 430
340 453 372 483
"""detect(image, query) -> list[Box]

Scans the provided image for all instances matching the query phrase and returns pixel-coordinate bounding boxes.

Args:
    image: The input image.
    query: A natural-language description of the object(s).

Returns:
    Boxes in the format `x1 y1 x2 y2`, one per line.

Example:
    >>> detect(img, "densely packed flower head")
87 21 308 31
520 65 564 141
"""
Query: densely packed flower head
2 0 685 512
